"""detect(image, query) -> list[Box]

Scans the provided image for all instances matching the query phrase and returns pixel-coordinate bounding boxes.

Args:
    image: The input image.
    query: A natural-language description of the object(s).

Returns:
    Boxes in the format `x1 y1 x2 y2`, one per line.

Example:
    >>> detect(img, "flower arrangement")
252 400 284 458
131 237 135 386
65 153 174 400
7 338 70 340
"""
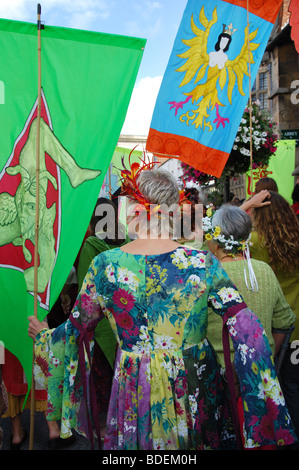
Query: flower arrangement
223 100 278 176
180 163 214 187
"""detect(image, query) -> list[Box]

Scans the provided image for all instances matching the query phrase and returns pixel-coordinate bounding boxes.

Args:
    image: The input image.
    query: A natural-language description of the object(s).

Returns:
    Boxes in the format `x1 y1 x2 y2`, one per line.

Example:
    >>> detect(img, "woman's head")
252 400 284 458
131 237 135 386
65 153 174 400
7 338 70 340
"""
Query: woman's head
208 204 252 254
215 32 231 52
252 191 299 272
204 204 258 290
137 169 179 206
255 177 278 194
212 204 252 241
126 168 180 238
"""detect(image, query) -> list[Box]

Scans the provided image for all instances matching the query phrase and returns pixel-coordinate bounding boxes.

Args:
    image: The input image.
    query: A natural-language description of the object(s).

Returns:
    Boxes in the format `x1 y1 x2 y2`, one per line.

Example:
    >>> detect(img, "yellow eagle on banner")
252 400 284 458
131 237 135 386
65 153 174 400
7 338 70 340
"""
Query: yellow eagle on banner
172 6 260 131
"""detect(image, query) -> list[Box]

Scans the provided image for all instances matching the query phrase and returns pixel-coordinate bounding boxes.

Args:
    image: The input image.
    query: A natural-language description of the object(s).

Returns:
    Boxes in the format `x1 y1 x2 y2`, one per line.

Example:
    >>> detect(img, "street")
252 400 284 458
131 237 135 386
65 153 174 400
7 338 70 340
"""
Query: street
0 409 96 450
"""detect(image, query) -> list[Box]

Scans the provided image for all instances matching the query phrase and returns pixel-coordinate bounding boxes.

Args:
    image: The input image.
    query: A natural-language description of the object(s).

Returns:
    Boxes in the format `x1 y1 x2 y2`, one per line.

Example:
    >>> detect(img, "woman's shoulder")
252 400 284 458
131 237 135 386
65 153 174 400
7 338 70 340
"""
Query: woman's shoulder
92 246 123 264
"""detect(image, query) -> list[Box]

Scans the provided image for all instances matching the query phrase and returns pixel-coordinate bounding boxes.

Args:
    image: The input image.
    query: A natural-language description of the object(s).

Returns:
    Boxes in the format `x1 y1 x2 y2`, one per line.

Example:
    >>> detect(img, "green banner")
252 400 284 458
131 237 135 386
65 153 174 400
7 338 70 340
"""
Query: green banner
0 17 145 385
246 140 296 204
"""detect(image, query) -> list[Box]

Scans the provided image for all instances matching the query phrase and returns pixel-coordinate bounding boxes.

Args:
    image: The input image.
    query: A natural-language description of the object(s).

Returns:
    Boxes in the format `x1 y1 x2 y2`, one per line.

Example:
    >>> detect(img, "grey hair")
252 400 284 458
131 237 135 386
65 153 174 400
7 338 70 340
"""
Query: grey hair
212 204 252 247
131 169 180 238
137 169 180 206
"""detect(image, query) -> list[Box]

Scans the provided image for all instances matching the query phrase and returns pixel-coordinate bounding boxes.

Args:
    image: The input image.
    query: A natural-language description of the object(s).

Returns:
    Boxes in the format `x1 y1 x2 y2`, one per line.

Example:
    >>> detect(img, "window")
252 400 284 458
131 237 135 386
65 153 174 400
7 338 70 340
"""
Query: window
259 72 267 90
259 92 267 109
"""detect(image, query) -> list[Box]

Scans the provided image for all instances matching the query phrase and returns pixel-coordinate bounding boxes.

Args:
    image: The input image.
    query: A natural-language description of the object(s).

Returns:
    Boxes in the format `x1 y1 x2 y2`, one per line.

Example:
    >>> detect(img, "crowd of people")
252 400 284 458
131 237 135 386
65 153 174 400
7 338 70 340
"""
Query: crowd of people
1 159 299 451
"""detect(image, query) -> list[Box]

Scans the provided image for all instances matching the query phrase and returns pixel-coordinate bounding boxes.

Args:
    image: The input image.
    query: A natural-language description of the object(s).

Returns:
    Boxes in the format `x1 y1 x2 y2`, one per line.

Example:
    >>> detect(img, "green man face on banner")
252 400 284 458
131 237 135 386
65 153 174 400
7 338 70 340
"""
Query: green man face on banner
0 91 101 301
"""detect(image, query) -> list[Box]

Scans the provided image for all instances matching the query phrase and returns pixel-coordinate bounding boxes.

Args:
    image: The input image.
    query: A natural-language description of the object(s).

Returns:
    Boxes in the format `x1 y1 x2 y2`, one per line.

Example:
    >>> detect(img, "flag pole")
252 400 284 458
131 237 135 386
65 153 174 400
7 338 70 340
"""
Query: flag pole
246 0 253 195
29 2 42 451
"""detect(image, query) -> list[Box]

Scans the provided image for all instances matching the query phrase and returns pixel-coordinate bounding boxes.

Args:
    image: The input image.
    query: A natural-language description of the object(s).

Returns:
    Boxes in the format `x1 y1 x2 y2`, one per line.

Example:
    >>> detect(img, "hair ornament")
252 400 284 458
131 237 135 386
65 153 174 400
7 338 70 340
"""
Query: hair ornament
117 151 191 220
202 207 258 291
202 207 247 254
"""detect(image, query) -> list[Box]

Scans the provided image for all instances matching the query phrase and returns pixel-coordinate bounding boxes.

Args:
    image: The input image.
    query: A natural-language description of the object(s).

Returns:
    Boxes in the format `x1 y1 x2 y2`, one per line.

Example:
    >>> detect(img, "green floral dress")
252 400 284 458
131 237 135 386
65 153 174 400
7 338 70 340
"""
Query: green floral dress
34 247 297 450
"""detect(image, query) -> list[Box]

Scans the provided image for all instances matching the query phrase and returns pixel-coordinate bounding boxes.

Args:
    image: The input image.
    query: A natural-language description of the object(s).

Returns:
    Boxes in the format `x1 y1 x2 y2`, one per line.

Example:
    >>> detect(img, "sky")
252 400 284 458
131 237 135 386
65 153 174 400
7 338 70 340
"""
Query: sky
0 0 187 135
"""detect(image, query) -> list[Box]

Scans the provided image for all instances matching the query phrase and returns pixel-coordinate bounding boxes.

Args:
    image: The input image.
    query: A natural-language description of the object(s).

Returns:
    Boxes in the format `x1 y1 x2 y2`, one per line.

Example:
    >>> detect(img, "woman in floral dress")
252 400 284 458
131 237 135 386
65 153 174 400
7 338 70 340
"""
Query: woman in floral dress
28 165 297 450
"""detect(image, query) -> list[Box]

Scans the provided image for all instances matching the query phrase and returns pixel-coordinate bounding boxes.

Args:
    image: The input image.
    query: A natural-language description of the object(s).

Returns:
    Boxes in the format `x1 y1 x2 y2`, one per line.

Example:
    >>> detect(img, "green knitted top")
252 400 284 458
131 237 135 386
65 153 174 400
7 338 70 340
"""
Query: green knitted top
207 257 295 368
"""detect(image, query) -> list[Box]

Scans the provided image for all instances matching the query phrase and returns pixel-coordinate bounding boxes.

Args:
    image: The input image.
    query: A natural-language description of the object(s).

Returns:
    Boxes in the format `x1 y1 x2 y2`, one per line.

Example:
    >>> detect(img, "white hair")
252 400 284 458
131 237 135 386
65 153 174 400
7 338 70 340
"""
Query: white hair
137 169 180 206
128 169 180 238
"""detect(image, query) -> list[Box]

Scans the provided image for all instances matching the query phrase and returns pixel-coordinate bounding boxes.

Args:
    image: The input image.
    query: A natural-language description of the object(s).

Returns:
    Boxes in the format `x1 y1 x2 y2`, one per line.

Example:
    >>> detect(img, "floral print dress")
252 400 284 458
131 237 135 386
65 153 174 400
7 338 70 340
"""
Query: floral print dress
34 247 297 450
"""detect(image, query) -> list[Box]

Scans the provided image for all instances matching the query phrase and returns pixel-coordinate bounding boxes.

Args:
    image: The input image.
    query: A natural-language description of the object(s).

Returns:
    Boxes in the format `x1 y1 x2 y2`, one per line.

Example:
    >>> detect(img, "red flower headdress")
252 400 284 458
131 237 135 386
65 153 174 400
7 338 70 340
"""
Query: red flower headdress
119 150 155 210
116 150 191 221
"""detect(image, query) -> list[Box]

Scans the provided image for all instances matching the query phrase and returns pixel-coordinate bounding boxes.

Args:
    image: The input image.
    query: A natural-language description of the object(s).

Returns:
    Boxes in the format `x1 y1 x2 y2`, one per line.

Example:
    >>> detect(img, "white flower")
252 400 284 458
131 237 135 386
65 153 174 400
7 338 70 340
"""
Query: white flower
209 296 222 309
171 249 189 269
131 340 151 354
124 421 136 434
52 356 61 366
189 253 205 268
187 274 201 286
216 234 226 244
161 358 175 379
154 334 176 350
188 389 199 425
270 383 285 406
177 419 188 437
195 363 207 379
139 325 150 342
117 267 139 291
153 438 166 450
202 217 212 231
257 370 286 404
227 316 236 326
218 287 242 304
260 370 275 392
238 343 249 365
105 263 116 283
245 438 260 449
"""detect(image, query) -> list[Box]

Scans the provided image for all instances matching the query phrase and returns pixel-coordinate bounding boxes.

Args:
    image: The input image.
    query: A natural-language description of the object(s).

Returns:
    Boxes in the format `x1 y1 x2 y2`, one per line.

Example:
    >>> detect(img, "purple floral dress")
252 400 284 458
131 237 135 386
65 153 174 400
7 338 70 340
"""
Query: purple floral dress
34 247 297 450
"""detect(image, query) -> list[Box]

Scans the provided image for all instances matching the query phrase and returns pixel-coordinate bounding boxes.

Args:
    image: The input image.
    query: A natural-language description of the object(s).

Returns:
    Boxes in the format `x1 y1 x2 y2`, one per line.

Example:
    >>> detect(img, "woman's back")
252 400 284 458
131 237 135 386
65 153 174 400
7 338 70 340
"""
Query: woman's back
207 258 295 367
93 246 241 449
93 246 229 350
